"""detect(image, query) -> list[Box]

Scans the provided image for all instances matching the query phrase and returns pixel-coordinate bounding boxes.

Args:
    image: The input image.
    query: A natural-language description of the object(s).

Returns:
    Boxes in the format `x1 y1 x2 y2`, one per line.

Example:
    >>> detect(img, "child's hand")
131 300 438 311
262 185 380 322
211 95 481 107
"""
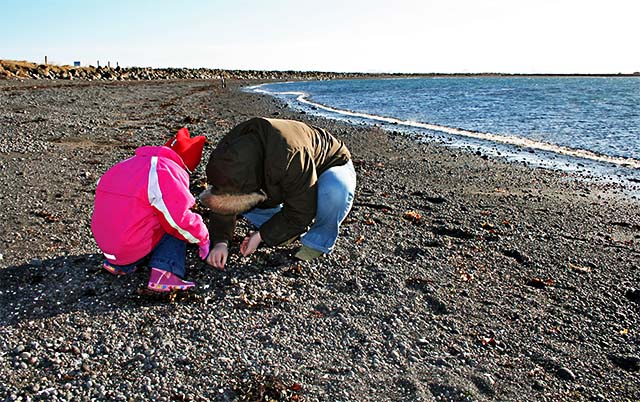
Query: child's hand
207 242 228 270
240 231 262 257
199 241 210 260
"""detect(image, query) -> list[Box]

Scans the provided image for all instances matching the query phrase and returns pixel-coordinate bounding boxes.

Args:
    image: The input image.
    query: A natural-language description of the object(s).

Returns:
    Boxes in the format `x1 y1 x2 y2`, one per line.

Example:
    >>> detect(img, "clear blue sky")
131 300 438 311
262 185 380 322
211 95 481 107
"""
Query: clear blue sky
2 0 639 74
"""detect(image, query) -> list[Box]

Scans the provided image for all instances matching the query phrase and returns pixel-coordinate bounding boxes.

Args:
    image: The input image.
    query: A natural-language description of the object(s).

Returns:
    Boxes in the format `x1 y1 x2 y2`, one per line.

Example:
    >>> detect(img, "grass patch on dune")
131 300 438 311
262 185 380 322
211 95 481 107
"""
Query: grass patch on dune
0 59 94 78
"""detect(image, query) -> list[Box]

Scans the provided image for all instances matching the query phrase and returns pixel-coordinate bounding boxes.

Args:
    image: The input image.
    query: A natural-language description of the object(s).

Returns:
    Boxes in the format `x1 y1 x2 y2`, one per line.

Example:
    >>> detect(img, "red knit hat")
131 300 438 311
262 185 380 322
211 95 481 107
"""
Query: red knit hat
164 127 205 172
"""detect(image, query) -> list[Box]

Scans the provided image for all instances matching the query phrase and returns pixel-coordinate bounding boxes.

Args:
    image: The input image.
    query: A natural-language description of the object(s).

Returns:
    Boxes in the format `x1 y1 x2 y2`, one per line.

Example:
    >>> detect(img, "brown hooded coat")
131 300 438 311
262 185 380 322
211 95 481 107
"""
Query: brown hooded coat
201 117 351 246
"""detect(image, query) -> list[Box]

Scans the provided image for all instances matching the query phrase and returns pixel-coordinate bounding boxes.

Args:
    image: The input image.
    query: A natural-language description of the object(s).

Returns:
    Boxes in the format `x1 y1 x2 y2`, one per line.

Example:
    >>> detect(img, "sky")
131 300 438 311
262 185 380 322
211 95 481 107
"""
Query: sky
1 0 639 74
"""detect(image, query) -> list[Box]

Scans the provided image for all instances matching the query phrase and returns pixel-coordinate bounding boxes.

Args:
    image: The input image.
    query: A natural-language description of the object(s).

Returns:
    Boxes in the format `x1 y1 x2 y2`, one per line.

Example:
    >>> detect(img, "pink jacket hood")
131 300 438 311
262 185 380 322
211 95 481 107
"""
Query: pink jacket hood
91 145 208 265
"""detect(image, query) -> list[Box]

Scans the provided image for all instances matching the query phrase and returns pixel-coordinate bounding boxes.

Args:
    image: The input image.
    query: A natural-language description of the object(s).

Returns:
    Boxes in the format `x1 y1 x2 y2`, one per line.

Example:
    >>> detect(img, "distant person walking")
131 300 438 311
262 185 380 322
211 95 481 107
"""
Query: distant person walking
91 128 210 292
199 117 356 269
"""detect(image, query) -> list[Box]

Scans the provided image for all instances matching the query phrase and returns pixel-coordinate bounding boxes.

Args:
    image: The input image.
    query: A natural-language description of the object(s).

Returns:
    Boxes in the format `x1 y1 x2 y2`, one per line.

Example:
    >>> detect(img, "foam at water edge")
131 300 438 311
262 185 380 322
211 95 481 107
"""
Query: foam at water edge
250 84 640 170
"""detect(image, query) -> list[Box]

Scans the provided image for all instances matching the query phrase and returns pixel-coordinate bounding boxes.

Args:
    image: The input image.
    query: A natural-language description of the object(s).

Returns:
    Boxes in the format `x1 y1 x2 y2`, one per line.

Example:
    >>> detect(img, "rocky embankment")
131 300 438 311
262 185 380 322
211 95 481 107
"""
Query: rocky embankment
0 59 377 81
4 60 637 82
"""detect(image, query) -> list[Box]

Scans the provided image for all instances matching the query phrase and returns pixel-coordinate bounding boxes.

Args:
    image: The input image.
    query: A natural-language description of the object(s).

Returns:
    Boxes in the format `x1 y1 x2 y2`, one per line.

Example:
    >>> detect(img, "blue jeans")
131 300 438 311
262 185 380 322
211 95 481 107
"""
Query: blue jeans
104 234 187 277
243 160 356 254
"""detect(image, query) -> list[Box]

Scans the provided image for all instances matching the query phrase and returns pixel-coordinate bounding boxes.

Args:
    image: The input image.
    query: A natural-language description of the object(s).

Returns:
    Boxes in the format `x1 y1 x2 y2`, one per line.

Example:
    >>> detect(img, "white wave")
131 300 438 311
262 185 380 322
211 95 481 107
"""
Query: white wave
253 86 640 170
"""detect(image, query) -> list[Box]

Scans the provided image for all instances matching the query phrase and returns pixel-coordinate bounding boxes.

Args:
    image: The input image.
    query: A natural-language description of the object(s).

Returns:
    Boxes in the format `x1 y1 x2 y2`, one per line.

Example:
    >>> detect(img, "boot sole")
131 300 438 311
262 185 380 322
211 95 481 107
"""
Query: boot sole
147 282 195 292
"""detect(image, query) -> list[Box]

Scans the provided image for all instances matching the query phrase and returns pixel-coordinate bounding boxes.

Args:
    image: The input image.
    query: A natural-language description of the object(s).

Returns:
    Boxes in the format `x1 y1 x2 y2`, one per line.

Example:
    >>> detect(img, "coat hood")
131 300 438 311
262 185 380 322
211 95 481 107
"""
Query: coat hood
199 186 267 215
205 129 265 194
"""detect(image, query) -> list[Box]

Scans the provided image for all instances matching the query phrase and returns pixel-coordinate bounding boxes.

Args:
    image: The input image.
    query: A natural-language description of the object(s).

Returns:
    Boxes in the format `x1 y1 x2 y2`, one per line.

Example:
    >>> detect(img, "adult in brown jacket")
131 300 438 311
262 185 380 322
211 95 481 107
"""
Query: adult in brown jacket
199 117 356 269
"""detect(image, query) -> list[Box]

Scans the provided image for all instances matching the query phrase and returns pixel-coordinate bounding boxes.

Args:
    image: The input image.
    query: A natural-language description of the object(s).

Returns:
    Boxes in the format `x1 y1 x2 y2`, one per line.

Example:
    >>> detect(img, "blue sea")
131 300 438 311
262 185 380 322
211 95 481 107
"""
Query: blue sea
249 77 640 186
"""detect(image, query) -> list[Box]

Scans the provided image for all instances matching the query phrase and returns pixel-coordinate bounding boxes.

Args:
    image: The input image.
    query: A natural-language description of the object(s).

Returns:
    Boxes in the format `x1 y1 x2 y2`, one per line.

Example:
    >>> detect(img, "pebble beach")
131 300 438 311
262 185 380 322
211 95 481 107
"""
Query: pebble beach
0 73 639 401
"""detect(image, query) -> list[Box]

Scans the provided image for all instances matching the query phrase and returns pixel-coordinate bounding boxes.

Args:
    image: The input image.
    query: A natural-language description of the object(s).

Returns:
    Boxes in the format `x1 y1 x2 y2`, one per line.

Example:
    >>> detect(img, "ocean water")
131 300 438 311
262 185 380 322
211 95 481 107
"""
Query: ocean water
249 77 640 185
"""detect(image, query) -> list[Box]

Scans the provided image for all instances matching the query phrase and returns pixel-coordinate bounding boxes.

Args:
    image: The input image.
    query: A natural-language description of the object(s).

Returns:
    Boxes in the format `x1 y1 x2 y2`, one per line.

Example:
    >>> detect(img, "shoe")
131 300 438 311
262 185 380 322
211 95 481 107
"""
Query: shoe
294 245 324 261
147 268 195 292
102 262 136 276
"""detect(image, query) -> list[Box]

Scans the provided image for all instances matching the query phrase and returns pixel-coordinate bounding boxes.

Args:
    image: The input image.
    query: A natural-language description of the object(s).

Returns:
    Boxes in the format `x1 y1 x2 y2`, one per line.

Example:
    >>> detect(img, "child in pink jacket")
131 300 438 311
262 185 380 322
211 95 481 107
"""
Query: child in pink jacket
91 128 210 292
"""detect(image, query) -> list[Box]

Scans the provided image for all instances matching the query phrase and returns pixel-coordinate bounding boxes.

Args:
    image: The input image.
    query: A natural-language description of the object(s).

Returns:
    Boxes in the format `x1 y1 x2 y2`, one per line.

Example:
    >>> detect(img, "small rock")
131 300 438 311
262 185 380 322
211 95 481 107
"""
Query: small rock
502 248 531 264
435 357 448 367
532 380 545 391
557 367 576 381
483 374 496 386
608 354 640 372
416 338 429 346
625 288 640 303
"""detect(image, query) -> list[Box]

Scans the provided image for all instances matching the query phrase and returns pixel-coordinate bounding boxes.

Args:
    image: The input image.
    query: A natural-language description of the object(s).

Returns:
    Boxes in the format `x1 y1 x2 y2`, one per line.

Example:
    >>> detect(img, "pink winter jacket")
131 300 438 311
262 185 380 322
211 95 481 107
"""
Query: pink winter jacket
91 146 209 265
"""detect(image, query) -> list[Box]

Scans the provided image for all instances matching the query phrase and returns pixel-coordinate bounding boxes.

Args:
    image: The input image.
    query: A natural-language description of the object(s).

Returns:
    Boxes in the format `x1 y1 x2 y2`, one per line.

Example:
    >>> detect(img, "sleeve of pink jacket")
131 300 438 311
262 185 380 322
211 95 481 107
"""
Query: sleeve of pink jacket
147 156 209 246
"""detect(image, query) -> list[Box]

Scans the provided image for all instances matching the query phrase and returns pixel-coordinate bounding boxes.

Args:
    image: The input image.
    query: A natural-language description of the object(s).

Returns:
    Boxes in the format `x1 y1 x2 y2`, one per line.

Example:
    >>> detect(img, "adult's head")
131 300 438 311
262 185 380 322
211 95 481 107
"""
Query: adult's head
199 127 267 215
164 127 205 173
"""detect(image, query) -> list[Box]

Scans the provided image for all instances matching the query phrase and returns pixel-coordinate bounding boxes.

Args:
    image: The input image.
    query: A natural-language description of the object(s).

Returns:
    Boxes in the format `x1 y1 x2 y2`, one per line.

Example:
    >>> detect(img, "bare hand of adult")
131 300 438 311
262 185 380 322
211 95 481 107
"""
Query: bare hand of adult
240 231 262 257
207 242 228 270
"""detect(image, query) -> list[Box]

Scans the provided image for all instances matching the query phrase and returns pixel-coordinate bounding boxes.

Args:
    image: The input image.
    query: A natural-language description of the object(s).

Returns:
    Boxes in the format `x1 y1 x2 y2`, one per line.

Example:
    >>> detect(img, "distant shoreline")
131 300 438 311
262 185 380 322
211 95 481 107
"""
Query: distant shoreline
1 59 639 81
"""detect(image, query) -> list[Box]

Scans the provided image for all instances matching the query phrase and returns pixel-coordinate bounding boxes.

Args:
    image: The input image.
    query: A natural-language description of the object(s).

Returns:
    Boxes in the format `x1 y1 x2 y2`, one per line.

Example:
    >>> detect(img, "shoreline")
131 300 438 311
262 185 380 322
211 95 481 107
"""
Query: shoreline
0 78 638 401
249 81 640 200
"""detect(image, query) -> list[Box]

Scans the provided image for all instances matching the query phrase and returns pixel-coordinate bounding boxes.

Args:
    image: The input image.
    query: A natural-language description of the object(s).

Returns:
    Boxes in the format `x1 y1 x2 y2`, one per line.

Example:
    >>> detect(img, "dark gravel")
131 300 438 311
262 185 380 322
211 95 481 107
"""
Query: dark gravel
0 78 639 401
